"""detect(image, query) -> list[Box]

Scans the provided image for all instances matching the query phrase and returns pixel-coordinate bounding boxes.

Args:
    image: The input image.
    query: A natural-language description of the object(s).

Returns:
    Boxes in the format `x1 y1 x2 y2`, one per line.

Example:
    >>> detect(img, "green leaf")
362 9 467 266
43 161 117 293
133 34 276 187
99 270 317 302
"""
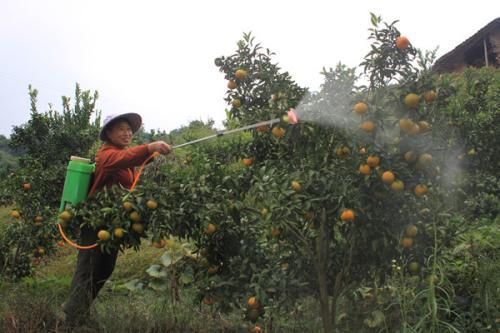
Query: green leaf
146 264 168 279
148 280 168 292
125 279 144 292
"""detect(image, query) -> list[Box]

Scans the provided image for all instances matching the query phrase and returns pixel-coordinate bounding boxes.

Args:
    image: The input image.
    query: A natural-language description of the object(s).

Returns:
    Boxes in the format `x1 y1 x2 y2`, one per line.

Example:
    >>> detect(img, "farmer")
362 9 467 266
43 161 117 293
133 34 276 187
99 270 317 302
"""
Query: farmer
62 112 171 327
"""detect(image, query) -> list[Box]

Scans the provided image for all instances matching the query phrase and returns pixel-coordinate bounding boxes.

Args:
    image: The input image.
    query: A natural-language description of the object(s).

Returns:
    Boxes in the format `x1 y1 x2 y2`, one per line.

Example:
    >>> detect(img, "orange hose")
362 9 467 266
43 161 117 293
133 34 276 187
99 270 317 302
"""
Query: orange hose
60 152 160 251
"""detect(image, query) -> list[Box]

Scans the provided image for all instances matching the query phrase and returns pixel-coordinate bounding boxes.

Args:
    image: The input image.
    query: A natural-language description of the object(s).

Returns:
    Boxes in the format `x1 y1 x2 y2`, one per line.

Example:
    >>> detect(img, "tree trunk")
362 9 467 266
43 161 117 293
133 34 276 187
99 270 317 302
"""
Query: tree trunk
316 208 333 333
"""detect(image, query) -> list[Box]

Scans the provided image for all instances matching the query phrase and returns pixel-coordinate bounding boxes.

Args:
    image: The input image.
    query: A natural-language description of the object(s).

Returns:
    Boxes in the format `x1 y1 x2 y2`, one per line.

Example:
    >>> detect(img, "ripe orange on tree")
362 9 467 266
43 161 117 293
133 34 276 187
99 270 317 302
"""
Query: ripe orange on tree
361 120 375 133
353 102 368 115
131 223 144 234
382 171 395 184
291 180 301 192
256 125 268 132
114 228 125 238
396 36 409 49
235 69 248 80
227 80 237 90
146 199 158 210
23 183 31 190
340 209 355 222
367 155 380 167
97 230 111 241
405 225 418 237
123 201 134 211
404 151 416 163
243 158 254 166
130 211 141 222
418 121 430 132
202 297 213 305
247 296 259 309
359 164 370 175
232 99 241 108
418 153 433 167
415 184 428 197
404 93 420 108
207 266 219 274
401 237 414 248
399 118 415 133
205 223 216 235
271 227 281 237
10 210 20 219
271 126 285 138
391 180 405 192
152 239 166 248
59 210 72 222
423 90 437 103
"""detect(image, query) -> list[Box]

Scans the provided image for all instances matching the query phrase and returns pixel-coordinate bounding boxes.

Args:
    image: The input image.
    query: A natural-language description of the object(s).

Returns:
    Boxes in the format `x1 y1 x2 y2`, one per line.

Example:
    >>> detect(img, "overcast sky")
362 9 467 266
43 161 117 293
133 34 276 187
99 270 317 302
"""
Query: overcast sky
1 0 498 137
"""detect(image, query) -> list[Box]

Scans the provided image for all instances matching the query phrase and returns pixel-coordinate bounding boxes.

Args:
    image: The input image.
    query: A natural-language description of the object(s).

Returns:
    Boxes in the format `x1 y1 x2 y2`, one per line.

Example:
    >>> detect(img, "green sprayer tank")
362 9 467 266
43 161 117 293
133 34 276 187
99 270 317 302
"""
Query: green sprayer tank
59 156 95 212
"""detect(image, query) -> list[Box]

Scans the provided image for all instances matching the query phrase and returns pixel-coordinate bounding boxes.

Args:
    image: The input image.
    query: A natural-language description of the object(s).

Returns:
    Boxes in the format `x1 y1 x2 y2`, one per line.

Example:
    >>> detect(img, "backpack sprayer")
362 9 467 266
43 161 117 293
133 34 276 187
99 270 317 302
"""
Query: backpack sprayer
58 109 299 250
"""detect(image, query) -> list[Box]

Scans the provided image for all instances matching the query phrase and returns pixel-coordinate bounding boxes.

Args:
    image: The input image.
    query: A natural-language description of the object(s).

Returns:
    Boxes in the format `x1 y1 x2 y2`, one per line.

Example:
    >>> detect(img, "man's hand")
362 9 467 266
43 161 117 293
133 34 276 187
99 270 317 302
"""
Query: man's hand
148 141 172 155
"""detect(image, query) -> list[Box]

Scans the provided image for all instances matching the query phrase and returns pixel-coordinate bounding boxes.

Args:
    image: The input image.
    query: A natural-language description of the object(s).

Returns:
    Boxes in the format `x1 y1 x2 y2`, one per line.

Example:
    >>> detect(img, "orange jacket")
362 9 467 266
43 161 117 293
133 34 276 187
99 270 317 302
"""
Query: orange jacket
88 143 151 197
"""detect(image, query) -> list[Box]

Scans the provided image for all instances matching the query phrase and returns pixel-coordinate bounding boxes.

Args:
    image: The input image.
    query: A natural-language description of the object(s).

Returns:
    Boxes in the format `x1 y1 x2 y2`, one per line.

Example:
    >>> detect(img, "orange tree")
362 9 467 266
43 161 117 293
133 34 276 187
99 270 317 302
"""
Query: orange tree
0 84 100 279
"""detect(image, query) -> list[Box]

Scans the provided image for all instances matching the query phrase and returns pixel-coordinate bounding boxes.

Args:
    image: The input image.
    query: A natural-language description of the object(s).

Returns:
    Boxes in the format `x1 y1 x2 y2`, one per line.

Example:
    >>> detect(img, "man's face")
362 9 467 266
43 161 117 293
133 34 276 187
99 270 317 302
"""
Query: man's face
106 120 133 147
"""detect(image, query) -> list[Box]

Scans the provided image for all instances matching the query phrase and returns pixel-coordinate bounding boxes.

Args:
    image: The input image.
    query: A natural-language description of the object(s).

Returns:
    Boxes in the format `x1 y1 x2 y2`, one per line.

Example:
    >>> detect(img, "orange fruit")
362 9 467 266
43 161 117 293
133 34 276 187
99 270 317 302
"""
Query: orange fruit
23 183 31 190
418 153 433 167
417 121 430 133
404 151 416 162
359 164 371 175
254 325 262 332
359 147 367 154
414 184 428 197
423 90 437 103
57 240 65 247
131 223 144 234
152 239 166 248
271 126 285 138
205 223 216 235
130 211 141 222
114 228 125 238
123 201 133 211
367 156 380 167
353 102 368 115
401 237 414 248
247 296 259 309
391 180 405 192
232 99 241 108
291 180 301 192
227 80 237 90
97 230 111 241
404 93 420 108
361 121 375 133
207 266 219 274
396 36 410 49
243 158 253 166
10 210 20 219
409 123 420 135
235 69 248 80
271 227 281 237
146 199 158 210
59 210 72 222
34 215 43 223
340 209 355 222
382 171 395 184
405 225 418 237
256 125 268 132
399 118 415 133
202 297 213 305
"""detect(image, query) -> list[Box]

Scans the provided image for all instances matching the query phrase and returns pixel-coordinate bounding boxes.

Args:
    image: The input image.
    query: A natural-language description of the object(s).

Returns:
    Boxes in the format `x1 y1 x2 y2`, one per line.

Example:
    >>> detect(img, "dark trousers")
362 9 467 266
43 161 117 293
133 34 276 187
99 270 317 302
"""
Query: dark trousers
63 227 118 324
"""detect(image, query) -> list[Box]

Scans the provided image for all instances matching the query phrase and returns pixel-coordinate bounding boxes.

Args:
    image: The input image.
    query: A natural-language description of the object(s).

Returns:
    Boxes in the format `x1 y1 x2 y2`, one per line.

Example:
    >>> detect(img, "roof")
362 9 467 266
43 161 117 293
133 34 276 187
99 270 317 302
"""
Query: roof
432 17 500 73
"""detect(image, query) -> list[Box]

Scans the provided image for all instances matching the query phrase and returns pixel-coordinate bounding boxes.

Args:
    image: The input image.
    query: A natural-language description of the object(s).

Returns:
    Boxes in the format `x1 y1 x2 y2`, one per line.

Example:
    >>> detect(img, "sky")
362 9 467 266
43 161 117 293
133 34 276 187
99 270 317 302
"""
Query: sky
0 0 498 137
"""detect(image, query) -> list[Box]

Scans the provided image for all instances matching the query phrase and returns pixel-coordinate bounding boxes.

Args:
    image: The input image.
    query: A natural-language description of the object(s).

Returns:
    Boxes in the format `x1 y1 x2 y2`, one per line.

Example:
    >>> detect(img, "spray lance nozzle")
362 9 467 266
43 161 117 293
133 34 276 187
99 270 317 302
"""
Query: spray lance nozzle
171 108 300 150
